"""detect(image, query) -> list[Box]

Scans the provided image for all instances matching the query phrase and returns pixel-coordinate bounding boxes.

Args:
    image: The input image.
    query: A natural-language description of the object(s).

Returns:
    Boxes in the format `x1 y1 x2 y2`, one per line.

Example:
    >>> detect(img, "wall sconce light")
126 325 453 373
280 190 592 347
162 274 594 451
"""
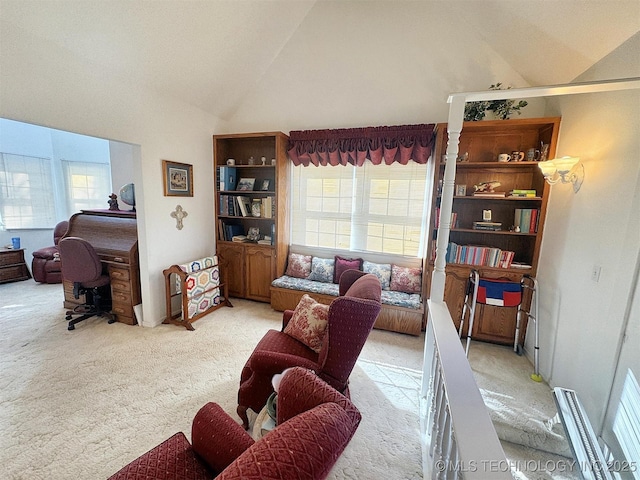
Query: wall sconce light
538 156 584 193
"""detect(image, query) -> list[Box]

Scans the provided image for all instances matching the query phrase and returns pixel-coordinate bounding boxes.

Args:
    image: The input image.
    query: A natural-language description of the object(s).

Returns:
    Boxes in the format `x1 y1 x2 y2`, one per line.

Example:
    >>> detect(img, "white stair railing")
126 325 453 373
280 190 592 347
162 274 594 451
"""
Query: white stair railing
421 299 511 479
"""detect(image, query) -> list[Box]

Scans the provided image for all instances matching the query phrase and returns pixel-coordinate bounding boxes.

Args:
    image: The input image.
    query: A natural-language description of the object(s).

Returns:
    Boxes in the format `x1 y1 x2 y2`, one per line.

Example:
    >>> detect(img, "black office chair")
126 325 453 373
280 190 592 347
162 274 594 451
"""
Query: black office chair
59 236 115 331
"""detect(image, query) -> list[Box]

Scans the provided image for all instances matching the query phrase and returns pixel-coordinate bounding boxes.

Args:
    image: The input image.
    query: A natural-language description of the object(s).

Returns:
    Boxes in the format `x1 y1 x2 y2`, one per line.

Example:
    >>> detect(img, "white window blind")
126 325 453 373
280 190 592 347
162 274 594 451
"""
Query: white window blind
291 161 430 257
0 153 56 229
62 160 112 214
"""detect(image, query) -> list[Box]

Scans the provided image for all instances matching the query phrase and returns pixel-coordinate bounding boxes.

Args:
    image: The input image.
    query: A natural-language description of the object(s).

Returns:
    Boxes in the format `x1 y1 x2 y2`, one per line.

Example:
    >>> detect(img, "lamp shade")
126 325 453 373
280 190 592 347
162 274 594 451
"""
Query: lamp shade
552 156 580 174
538 160 557 177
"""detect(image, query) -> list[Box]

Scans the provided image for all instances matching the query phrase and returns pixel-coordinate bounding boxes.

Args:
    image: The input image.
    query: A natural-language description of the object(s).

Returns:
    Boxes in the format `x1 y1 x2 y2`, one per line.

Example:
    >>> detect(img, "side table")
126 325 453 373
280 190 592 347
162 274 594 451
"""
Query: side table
0 248 32 284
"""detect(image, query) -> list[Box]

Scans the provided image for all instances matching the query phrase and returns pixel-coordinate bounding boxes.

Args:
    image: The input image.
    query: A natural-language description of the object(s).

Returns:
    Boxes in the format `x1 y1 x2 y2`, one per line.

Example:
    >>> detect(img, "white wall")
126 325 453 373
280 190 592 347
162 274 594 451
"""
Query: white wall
0 22 221 326
533 33 640 433
223 0 546 133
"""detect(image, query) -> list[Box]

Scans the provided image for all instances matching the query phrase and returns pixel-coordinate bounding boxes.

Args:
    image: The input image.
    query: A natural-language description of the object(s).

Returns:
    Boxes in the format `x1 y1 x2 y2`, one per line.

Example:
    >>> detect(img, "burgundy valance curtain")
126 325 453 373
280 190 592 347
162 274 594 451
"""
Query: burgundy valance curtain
287 124 436 167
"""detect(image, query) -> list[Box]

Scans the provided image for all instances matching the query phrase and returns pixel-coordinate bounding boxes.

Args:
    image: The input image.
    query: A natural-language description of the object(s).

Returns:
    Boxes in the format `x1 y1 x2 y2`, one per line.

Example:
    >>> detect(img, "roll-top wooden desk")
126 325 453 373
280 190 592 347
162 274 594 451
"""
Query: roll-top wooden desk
62 210 141 325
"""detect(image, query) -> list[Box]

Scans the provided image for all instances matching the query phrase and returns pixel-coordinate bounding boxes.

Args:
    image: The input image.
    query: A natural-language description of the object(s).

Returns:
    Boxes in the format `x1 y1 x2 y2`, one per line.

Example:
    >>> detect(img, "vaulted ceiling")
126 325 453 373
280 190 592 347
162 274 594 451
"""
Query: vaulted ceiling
1 0 638 123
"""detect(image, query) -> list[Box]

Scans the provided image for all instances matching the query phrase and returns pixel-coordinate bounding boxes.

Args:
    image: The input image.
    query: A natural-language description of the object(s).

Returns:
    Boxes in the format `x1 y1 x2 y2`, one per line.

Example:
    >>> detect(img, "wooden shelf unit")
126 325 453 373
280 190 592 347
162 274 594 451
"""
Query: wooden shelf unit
426 117 561 345
213 132 290 302
0 248 31 284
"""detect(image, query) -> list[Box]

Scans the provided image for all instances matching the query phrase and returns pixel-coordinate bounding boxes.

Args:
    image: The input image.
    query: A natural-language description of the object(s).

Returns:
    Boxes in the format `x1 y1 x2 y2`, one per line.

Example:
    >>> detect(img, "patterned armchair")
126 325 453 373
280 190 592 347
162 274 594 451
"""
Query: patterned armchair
237 269 382 428
109 367 361 480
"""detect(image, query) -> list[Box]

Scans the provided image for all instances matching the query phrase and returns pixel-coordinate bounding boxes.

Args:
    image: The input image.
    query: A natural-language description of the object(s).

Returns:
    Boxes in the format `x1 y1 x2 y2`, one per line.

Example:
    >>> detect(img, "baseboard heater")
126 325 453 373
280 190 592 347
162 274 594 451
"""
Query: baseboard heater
553 387 613 480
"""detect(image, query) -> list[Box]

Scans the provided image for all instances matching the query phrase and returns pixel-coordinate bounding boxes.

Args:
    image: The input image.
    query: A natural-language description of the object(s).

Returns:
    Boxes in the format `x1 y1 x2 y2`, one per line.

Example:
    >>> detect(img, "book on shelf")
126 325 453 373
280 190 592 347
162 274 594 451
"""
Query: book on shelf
514 208 540 234
434 208 458 228
446 242 515 269
220 222 244 241
509 189 537 198
261 196 273 219
473 221 502 231
236 196 252 217
257 239 271 245
473 191 507 198
217 166 237 191
219 195 238 216
232 235 248 242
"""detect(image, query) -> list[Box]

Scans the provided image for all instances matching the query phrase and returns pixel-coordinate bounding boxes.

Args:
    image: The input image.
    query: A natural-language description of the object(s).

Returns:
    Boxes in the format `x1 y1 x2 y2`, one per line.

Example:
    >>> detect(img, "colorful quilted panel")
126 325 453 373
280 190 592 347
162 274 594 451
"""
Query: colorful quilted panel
187 288 221 318
175 256 219 294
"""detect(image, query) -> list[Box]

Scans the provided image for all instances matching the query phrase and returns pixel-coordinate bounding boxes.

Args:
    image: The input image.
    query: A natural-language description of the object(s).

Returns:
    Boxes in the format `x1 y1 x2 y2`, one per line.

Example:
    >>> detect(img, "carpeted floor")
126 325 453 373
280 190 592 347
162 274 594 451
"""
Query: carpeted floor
0 279 424 479
1 278 579 479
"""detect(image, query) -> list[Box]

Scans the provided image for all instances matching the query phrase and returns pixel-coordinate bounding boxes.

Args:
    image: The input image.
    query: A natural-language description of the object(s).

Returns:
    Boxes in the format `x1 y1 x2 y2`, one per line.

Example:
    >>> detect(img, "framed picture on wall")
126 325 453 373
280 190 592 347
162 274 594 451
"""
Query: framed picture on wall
162 160 193 196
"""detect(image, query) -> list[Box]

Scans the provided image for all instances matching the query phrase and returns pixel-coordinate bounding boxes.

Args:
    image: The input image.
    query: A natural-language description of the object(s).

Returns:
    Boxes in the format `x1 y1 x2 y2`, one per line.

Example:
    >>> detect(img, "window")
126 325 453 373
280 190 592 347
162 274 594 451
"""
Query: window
62 160 112 214
0 118 115 230
0 153 56 229
291 161 430 257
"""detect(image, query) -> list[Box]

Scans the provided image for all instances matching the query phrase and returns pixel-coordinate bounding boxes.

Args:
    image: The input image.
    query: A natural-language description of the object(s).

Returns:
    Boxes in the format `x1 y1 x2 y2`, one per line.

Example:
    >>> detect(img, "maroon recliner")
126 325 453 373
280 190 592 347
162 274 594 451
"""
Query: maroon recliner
109 367 361 480
237 269 382 428
31 220 68 284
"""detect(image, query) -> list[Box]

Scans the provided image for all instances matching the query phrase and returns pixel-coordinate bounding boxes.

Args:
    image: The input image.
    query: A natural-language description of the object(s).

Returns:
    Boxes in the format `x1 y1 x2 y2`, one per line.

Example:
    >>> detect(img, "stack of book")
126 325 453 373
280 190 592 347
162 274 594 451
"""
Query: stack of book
472 191 506 198
473 221 502 231
232 235 248 243
509 189 537 198
514 208 540 234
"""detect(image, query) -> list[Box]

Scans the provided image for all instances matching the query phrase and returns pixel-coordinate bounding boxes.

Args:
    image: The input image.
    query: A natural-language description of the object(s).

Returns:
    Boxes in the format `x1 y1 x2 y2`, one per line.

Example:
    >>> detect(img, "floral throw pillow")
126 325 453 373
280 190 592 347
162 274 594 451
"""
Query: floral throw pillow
284 253 312 278
390 264 422 294
283 294 329 353
333 256 363 283
363 261 392 290
307 257 335 283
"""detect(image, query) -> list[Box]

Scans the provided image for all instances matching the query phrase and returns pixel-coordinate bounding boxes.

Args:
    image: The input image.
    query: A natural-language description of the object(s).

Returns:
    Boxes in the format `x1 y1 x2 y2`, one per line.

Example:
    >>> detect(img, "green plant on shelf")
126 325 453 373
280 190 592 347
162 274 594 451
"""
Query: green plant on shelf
464 83 528 121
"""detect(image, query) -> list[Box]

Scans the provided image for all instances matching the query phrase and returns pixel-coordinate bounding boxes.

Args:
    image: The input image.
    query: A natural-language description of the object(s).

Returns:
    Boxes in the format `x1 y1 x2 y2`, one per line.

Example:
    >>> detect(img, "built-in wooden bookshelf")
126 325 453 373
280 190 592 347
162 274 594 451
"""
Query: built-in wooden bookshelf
213 132 290 302
426 117 561 345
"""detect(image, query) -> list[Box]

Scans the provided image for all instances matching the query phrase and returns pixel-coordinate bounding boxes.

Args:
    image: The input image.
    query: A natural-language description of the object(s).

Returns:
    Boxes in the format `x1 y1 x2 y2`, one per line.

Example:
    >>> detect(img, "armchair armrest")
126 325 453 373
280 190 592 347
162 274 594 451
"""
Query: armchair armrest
282 309 294 330
248 349 318 374
191 402 254 474
276 367 361 427
218 403 355 480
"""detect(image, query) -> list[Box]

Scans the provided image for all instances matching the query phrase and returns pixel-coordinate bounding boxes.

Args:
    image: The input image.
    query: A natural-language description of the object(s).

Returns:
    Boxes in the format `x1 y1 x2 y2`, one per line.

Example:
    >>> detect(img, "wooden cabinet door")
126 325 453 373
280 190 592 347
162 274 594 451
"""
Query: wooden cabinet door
244 245 274 302
218 243 245 298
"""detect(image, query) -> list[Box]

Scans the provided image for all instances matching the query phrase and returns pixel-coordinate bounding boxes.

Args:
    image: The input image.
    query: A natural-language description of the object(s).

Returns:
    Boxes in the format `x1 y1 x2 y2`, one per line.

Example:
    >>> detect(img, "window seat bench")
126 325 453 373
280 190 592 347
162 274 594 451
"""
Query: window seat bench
270 275 424 336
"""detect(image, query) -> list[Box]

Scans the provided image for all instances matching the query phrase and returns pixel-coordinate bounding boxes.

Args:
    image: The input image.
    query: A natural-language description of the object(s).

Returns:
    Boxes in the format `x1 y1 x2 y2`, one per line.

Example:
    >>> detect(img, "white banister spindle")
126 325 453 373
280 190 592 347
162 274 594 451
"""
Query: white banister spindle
421 300 512 479
430 96 465 302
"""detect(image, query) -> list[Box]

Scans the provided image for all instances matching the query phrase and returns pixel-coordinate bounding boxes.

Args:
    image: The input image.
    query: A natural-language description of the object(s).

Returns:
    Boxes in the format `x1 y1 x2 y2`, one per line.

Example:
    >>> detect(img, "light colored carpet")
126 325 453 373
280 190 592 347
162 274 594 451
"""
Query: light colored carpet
467 341 579 480
0 279 424 480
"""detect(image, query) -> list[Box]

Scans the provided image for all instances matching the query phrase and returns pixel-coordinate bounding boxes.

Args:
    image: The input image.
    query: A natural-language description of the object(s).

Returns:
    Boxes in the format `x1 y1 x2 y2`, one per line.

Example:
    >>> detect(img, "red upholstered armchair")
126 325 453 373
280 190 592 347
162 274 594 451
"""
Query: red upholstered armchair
31 220 68 284
237 269 382 428
109 367 361 480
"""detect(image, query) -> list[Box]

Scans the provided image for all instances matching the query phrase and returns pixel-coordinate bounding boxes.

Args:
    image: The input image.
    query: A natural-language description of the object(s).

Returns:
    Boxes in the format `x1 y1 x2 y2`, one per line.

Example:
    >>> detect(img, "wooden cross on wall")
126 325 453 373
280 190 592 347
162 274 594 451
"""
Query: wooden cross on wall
170 205 188 230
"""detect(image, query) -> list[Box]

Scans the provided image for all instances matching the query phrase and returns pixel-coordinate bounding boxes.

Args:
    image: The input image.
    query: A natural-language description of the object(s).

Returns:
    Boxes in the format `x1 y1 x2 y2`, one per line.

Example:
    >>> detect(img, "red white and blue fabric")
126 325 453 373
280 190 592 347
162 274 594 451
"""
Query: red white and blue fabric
476 278 522 307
